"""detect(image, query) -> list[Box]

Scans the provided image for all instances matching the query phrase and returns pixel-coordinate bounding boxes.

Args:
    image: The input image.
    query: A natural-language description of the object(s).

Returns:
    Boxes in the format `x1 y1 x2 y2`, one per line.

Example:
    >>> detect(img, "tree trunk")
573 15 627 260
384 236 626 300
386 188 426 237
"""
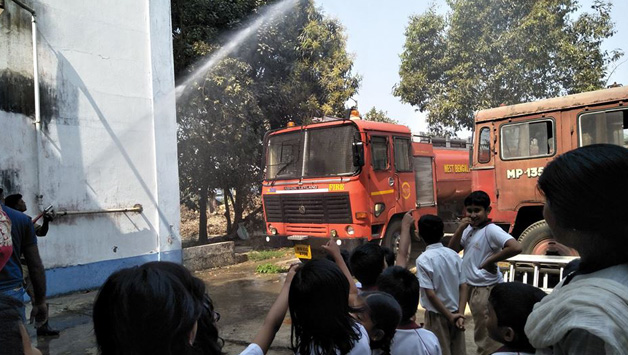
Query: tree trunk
198 184 208 243
242 205 263 223
223 186 232 233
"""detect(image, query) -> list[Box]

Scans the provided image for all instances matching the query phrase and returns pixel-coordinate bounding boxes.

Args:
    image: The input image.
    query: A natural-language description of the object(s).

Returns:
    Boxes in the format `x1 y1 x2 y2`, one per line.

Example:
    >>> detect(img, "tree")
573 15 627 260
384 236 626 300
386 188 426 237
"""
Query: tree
363 107 397 124
394 0 623 133
174 0 360 239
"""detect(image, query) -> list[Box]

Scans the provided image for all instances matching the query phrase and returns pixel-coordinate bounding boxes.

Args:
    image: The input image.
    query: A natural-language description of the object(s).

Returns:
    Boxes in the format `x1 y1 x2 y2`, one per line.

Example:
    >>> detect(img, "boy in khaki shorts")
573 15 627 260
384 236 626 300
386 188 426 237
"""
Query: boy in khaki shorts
449 191 522 355
416 214 467 355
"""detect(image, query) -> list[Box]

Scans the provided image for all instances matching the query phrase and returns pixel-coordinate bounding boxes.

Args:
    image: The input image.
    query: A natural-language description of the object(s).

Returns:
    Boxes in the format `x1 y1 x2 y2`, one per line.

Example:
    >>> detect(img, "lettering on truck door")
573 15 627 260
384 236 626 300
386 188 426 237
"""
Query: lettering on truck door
495 118 558 211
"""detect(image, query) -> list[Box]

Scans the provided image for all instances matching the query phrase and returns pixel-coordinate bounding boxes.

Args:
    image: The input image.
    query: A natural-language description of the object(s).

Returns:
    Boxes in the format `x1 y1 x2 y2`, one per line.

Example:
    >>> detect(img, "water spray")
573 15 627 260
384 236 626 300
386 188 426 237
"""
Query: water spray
174 0 299 101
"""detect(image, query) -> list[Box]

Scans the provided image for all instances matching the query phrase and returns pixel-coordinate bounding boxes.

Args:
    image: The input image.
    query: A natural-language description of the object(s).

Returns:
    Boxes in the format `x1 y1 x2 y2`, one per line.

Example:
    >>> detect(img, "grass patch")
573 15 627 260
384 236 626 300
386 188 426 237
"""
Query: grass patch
255 263 288 274
248 249 288 261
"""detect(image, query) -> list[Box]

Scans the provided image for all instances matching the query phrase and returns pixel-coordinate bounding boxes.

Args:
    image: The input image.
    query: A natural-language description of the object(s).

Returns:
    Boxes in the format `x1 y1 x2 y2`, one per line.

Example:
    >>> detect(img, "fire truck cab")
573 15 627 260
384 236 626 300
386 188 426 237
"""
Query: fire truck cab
262 117 417 258
472 86 628 255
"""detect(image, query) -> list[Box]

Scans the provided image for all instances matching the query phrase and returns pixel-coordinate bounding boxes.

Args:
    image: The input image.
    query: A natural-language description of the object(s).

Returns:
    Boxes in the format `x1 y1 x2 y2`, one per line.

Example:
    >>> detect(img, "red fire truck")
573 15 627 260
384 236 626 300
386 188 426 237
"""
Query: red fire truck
472 85 628 255
261 113 471 259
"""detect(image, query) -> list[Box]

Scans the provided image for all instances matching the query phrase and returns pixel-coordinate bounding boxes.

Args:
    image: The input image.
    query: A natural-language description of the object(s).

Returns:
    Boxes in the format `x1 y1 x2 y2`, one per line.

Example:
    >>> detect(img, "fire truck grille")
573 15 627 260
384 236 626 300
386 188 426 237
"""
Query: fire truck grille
263 192 352 224
286 225 327 237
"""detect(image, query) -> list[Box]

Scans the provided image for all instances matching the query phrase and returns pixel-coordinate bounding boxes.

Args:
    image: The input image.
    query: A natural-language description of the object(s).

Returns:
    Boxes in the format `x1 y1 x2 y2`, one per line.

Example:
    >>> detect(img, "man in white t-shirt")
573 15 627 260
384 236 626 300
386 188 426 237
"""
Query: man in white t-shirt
448 191 522 355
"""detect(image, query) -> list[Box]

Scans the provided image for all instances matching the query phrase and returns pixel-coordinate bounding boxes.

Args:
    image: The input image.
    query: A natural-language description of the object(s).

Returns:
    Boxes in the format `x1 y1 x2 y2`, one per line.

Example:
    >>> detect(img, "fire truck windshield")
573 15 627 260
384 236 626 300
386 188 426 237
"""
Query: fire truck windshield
266 124 358 180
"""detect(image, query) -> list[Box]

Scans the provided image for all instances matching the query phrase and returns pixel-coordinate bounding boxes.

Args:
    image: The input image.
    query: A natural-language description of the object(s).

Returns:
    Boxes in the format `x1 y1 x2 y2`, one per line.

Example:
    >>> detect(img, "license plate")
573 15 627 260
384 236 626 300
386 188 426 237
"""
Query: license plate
294 244 312 259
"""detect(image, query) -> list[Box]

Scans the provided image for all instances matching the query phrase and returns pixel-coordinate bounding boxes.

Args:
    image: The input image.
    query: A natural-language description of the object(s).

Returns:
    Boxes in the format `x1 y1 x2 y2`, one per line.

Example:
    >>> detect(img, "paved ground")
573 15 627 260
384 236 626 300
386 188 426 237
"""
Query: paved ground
27 254 477 354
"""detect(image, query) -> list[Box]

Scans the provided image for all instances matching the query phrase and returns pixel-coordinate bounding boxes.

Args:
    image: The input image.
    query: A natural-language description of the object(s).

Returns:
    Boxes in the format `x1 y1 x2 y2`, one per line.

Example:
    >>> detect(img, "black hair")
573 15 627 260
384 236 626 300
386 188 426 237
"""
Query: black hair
361 291 401 355
381 246 395 268
0 294 24 355
418 214 444 245
147 262 224 355
289 259 361 355
326 249 352 274
376 266 420 324
489 282 547 351
538 144 628 251
349 243 385 288
93 262 205 355
463 190 491 209
3 194 22 210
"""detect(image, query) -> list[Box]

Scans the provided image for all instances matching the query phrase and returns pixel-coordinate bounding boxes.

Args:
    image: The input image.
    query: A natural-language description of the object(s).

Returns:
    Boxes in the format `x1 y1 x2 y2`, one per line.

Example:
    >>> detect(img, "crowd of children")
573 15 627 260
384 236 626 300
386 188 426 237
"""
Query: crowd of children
1 143 627 354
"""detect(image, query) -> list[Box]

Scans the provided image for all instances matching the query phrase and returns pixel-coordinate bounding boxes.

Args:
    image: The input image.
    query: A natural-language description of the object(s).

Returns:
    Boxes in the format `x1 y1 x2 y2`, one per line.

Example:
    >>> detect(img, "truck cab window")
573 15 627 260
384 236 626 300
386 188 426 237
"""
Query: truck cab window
478 127 491 163
579 108 628 148
500 120 555 160
266 131 302 179
371 136 388 170
394 137 412 172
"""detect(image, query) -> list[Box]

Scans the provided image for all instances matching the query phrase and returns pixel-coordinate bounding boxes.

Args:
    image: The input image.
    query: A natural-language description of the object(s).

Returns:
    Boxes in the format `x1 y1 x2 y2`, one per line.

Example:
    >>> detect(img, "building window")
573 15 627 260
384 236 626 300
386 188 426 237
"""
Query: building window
394 137 412 172
478 127 491 163
371 136 388 170
500 120 555 160
579 108 628 148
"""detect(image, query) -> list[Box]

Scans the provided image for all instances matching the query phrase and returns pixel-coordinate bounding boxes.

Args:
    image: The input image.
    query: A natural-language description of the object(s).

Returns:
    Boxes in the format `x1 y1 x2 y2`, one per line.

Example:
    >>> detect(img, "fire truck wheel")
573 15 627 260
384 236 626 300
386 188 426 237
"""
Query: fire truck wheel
518 220 578 256
383 219 403 255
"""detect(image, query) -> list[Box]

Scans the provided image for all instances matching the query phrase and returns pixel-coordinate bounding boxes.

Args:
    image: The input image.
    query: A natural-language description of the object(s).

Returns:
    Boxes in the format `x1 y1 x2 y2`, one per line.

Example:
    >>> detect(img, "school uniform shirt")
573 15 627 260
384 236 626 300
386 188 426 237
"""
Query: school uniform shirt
416 243 466 313
239 343 263 355
460 224 513 286
390 327 442 355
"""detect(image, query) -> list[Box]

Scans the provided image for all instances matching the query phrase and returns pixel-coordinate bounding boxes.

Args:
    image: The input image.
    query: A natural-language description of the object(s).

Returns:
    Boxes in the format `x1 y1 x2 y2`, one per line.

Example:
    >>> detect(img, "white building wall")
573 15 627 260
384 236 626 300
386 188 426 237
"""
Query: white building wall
0 0 180 295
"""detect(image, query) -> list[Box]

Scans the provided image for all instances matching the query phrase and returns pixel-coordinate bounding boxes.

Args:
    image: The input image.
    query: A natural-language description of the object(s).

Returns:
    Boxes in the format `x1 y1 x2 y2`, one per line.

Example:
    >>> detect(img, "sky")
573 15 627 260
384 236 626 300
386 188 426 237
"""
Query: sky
314 0 628 138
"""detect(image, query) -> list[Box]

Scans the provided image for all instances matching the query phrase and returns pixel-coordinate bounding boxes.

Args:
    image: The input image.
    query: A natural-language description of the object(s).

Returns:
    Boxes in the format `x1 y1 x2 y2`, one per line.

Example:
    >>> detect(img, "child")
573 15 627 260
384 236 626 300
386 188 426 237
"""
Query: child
448 191 522 355
525 144 628 354
357 291 402 355
349 243 386 292
289 257 370 354
93 261 298 355
416 214 467 355
382 246 395 269
487 282 546 355
377 266 442 355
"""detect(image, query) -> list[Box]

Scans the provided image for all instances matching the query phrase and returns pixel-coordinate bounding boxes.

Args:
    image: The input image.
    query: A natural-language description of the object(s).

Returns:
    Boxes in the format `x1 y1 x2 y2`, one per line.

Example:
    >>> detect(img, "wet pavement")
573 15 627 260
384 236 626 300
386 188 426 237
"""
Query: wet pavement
27 254 476 354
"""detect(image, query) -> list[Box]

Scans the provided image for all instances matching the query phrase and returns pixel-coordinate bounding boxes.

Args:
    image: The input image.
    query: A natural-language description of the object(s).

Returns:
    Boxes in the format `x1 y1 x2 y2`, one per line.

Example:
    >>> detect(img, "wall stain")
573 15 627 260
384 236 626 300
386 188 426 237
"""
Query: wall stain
0 169 21 195
0 69 59 130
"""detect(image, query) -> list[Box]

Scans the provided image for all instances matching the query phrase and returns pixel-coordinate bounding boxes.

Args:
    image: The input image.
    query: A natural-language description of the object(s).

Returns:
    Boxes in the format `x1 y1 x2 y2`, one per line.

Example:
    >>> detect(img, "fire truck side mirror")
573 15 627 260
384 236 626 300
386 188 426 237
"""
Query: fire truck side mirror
353 141 365 167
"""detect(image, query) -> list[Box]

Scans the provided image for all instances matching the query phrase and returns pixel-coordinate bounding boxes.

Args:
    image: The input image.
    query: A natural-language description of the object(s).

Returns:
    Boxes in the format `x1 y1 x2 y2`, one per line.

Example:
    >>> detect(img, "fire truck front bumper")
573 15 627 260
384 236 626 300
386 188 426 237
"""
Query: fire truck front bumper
265 234 368 260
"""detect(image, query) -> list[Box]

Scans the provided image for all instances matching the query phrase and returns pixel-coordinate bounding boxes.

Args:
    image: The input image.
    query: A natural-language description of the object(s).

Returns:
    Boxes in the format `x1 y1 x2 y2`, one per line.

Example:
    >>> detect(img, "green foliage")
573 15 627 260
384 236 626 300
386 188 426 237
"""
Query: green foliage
363 107 397 124
255 262 288 273
174 0 360 238
394 0 623 133
248 249 288 261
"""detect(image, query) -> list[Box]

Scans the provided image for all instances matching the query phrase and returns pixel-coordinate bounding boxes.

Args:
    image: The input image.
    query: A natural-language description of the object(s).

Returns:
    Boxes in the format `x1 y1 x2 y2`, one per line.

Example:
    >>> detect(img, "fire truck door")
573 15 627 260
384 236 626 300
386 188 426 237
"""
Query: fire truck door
392 137 415 212
368 135 394 224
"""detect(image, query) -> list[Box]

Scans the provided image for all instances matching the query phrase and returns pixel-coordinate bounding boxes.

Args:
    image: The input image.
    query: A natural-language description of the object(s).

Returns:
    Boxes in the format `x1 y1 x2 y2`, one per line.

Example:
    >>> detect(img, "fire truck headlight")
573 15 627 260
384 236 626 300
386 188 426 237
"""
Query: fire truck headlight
374 203 385 217
330 229 338 238
346 226 355 235
269 225 278 235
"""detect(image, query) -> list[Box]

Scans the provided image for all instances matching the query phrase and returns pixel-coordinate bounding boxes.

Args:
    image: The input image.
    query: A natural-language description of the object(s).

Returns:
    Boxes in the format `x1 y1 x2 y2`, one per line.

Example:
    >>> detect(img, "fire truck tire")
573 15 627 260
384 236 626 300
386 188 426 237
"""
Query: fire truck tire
383 219 403 255
518 220 578 256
